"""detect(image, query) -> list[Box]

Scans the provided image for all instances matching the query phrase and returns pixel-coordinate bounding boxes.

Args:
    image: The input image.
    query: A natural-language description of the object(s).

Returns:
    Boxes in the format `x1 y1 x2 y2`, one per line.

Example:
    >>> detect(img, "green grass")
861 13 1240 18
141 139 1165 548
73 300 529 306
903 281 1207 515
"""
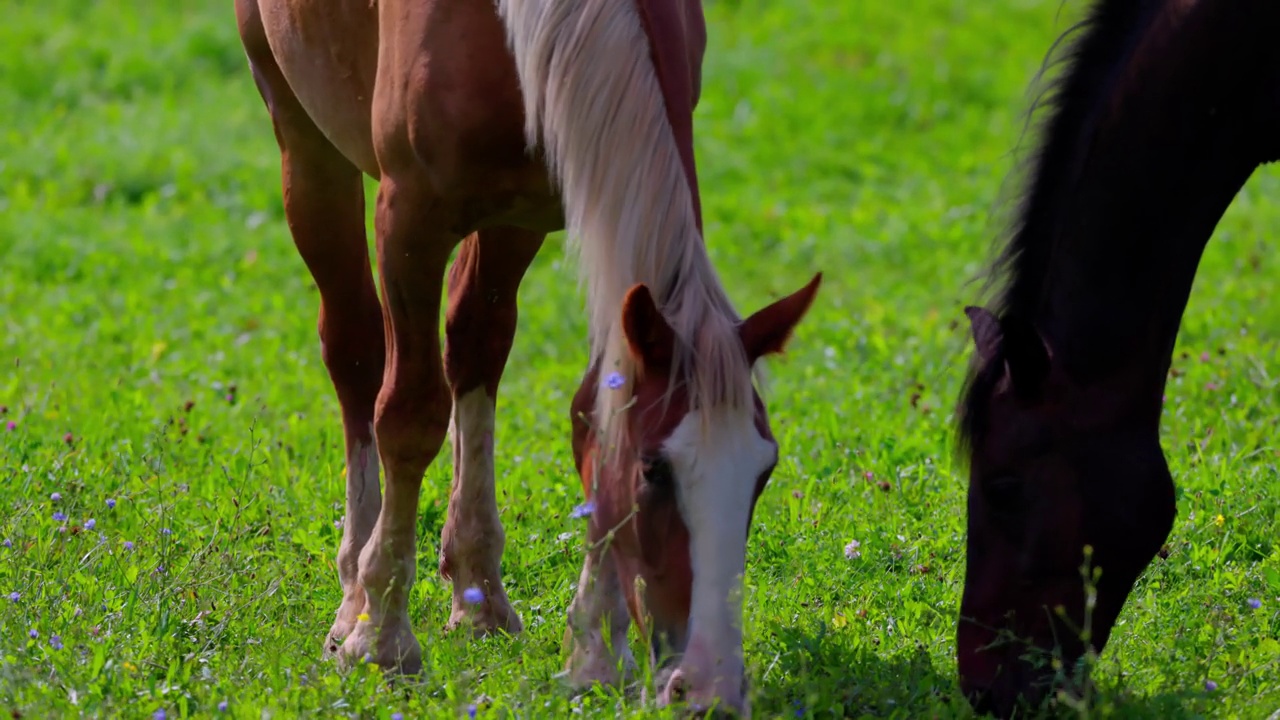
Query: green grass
2 0 1279 717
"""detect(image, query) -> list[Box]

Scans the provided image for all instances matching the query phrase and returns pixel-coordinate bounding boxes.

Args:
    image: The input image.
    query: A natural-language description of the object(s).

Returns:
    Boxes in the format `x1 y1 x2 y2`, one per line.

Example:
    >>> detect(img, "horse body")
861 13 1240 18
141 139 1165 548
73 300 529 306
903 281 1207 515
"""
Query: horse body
957 0 1280 715
236 0 819 713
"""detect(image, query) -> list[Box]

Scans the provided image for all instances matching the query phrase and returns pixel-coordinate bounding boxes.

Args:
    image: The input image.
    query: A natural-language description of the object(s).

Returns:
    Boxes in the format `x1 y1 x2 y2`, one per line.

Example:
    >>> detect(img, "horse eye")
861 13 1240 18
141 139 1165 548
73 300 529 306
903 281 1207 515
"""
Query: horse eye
983 475 1024 511
642 456 673 487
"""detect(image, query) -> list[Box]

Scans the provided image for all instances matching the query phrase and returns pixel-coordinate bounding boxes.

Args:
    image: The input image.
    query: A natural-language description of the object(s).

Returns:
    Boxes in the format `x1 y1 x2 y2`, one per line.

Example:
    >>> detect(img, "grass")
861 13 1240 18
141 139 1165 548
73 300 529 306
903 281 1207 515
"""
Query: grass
2 0 1279 717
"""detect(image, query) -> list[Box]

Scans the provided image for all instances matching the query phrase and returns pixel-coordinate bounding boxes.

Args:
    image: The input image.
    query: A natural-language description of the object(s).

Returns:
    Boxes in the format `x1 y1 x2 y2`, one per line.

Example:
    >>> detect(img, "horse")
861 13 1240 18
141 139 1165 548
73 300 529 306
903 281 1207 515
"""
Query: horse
955 0 1280 715
234 0 821 713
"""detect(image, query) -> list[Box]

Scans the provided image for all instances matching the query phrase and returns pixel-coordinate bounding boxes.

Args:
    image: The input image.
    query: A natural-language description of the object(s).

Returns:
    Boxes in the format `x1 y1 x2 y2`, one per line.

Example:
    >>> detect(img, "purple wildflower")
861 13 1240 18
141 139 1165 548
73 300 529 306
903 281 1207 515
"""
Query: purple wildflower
49 635 63 650
1205 680 1218 692
217 701 228 712
8 592 18 602
161 528 171 536
570 500 595 519
84 519 96 531
5 421 14 431
123 541 134 551
1247 598 1262 610
106 498 116 509
50 492 62 501
154 710 167 720
468 705 477 719
391 714 403 720
52 511 67 523
604 371 626 390
463 587 484 605
28 629 37 639
844 540 862 560
2 539 10 548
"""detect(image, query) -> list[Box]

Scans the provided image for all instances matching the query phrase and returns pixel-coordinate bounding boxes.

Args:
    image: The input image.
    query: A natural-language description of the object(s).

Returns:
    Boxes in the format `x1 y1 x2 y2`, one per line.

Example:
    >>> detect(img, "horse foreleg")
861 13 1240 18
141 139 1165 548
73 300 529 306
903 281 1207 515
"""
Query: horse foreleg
440 227 543 635
340 176 453 674
564 545 636 689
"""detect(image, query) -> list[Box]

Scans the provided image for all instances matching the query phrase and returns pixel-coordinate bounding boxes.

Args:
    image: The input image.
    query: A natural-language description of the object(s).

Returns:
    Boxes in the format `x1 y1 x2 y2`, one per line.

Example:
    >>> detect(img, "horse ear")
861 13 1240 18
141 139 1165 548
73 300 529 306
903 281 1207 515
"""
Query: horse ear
964 306 1002 364
622 284 676 371
966 307 1053 398
740 273 823 362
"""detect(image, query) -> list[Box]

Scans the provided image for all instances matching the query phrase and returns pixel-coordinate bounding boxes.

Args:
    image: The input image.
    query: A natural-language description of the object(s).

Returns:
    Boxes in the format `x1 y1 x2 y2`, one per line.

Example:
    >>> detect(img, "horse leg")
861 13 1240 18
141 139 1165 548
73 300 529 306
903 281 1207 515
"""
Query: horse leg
440 228 543 634
234 0 386 658
339 176 454 673
565 545 635 688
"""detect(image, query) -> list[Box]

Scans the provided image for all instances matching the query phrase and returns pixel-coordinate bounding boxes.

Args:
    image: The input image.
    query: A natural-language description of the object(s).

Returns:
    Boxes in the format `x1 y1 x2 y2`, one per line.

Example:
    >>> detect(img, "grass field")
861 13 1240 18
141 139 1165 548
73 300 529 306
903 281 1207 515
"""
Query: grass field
3 0 1280 717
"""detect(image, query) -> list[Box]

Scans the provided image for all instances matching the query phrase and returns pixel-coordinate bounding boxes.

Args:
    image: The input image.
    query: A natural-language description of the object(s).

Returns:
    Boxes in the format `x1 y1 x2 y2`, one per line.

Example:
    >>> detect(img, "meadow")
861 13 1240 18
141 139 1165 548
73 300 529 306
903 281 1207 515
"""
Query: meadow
2 0 1279 717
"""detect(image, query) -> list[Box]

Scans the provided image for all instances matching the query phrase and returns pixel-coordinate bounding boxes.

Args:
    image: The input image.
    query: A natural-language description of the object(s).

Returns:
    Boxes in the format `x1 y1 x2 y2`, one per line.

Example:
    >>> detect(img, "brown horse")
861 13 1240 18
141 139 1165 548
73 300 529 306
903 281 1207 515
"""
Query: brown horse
234 0 820 713
956 0 1280 715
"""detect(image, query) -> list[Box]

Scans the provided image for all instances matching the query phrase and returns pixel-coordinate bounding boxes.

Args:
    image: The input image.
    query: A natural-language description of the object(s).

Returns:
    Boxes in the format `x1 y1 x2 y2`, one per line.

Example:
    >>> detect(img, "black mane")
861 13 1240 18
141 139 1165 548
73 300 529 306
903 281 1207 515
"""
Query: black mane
957 0 1159 451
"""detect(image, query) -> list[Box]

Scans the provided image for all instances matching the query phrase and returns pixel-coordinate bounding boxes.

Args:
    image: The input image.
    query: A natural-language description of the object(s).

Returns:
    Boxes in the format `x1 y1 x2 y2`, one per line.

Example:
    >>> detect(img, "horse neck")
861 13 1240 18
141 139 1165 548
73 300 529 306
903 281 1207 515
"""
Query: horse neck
1004 0 1278 412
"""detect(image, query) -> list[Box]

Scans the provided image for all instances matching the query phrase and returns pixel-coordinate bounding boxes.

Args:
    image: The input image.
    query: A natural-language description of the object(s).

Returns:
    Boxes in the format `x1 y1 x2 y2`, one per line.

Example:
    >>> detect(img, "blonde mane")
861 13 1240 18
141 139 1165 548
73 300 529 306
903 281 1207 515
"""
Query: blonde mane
497 0 754 450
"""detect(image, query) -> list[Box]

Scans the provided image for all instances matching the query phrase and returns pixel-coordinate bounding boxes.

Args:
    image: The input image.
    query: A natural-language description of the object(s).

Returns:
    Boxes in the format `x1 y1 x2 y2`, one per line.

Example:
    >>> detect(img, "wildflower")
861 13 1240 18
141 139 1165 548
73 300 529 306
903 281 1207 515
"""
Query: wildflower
1248 598 1262 610
84 519 96 531
468 705 477 719
28 629 37 639
63 433 73 445
392 714 404 720
570 500 595 519
161 528 171 536
217 701 228 712
463 587 484 605
106 498 117 509
2 539 9 548
8 592 18 602
1213 514 1225 527
51 492 62 501
53 511 67 523
357 613 370 623
5 421 14 431
49 635 63 650
334 519 342 530
154 710 167 720
123 541 135 551
1205 680 1218 691
604 371 625 390
844 540 862 560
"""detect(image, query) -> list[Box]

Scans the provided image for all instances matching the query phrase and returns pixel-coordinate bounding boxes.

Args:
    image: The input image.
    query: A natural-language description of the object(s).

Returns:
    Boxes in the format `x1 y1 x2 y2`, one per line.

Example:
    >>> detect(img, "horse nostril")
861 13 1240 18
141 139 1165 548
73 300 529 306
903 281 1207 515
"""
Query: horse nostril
659 667 689 706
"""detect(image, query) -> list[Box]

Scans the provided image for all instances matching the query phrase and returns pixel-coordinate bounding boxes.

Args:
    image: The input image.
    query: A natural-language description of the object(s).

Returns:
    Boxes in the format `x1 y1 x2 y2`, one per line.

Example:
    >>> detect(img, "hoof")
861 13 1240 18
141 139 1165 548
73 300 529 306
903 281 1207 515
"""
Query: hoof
659 667 750 718
338 618 423 676
324 591 368 658
562 623 635 690
446 589 524 637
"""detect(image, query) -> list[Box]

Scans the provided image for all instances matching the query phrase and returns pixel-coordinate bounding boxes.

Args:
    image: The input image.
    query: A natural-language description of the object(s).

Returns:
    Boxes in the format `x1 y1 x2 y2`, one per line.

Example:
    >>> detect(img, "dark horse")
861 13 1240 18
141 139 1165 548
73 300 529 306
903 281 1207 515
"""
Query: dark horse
956 0 1280 715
